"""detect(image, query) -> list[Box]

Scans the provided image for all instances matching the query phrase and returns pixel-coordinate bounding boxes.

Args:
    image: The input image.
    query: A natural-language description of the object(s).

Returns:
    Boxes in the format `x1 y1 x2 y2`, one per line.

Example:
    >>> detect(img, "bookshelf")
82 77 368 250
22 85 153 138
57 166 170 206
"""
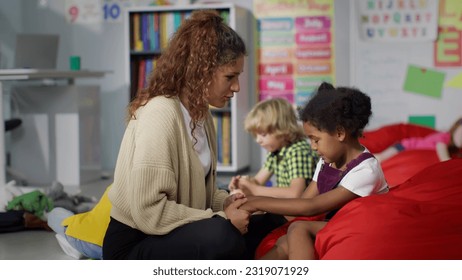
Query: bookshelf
124 3 251 173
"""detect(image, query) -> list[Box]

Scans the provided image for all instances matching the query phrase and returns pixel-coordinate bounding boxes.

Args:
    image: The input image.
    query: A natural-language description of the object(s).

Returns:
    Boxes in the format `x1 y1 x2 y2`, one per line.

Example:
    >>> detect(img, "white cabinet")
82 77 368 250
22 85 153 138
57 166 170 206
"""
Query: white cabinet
124 3 251 173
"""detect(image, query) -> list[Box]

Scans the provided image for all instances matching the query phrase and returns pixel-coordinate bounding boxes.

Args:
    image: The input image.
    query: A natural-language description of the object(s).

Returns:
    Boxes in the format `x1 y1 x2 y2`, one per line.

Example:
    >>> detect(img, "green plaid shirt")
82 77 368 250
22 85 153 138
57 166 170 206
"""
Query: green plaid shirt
263 139 319 187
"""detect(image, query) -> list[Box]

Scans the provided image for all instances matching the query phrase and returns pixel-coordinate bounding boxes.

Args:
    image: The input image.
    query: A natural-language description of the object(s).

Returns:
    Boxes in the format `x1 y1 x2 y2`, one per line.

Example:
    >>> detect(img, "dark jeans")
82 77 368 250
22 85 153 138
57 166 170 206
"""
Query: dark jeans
103 213 287 260
0 210 25 233
103 216 245 260
242 213 288 259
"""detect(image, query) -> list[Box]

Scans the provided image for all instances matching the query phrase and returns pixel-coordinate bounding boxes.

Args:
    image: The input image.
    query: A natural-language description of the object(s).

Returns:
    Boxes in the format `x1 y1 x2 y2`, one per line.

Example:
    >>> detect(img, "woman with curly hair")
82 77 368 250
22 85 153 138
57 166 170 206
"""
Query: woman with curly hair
102 10 250 260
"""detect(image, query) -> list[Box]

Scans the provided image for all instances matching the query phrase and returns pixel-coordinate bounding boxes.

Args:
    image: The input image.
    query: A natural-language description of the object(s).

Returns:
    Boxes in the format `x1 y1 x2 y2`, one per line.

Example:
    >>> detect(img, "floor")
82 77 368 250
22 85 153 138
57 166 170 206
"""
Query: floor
0 174 234 260
0 178 110 260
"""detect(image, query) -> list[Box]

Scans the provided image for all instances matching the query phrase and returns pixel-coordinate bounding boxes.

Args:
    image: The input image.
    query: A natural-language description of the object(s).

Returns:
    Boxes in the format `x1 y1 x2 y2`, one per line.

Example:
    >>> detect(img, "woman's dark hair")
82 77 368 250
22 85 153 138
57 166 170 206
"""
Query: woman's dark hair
299 82 372 138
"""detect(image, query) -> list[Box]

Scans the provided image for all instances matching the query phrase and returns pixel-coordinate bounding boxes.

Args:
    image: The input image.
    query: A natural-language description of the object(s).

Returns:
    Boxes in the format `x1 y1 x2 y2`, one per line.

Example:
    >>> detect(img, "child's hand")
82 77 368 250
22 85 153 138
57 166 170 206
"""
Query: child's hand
236 176 256 196
227 175 241 193
238 196 260 213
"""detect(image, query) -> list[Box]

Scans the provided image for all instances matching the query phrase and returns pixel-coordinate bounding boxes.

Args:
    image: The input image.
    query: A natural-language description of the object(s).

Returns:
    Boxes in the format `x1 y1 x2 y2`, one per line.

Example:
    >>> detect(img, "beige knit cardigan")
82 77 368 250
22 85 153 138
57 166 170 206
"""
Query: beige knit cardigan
109 96 229 235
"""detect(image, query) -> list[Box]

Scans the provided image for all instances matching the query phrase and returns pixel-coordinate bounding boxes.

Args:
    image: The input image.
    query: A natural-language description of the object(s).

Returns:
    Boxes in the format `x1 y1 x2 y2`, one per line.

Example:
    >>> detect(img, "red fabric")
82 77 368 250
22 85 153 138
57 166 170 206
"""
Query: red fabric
315 159 462 260
254 214 325 259
360 123 436 153
255 124 460 259
359 123 440 187
381 150 439 187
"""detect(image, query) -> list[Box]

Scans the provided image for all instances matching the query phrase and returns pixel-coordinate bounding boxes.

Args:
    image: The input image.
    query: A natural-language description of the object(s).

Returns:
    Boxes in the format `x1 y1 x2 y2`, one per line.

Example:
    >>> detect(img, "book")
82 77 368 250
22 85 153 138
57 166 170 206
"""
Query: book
130 60 138 100
160 13 168 50
141 13 150 50
132 13 143 51
153 13 160 51
222 112 231 165
137 59 146 92
145 58 153 82
216 114 223 164
148 14 156 51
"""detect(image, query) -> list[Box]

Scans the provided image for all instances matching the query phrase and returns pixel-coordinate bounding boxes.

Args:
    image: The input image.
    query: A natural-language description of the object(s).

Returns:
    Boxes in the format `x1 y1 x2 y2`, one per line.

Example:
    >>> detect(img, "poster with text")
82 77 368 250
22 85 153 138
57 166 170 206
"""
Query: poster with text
357 0 439 42
253 0 335 108
434 0 462 67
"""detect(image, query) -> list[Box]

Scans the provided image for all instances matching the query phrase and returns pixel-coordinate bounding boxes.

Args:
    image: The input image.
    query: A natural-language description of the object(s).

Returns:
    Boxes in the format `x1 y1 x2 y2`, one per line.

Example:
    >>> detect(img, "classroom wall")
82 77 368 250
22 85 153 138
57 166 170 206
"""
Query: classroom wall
0 1 23 68
349 0 462 132
0 0 350 174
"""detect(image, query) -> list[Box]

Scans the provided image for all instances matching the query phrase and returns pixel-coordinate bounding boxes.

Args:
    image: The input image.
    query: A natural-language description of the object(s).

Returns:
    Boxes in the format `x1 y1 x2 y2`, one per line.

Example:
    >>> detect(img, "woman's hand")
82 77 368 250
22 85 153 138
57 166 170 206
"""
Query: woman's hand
224 197 250 234
223 192 246 209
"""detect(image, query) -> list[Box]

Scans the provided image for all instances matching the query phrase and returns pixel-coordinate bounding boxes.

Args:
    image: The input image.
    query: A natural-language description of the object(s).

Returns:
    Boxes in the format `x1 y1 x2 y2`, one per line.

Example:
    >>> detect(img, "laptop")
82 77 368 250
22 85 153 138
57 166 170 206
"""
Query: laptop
14 33 59 69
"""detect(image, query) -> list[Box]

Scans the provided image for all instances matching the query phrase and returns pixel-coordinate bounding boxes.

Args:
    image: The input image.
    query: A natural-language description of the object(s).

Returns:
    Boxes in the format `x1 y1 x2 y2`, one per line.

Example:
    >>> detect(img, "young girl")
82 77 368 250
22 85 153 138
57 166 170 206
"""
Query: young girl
229 98 318 199
375 117 462 162
240 82 388 259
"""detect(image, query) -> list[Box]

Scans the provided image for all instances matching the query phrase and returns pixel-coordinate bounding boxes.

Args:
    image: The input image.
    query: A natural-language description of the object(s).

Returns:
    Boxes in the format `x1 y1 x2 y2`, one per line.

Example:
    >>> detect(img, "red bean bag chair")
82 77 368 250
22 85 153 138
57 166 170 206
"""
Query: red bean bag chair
315 158 462 259
255 124 461 259
359 123 440 187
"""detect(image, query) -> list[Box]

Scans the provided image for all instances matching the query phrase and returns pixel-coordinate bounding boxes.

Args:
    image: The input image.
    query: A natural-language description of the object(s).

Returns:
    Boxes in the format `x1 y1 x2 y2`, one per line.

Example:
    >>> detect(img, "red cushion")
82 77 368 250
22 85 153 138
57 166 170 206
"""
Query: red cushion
315 159 462 260
381 150 439 187
359 123 440 187
360 123 436 153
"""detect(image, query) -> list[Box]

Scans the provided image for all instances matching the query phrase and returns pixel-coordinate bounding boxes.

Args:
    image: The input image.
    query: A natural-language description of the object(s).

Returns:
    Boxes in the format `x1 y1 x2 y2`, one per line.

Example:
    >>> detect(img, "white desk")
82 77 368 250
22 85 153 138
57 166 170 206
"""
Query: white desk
0 69 107 186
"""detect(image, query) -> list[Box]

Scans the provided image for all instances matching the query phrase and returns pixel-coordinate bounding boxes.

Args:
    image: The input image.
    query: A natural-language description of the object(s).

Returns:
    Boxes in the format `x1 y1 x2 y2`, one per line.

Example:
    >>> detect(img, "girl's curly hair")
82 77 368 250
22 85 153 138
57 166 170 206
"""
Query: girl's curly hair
299 82 372 139
127 10 246 137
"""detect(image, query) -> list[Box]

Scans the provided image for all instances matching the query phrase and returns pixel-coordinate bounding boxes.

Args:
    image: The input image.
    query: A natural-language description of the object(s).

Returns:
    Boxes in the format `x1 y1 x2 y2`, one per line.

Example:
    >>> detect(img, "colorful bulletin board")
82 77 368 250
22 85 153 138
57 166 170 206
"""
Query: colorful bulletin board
356 0 439 42
253 0 335 108
350 0 461 131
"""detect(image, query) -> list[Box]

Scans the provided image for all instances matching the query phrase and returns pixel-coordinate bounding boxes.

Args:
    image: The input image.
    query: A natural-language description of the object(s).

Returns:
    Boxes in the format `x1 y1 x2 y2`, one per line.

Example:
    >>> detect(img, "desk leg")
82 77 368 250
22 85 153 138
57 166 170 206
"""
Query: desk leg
0 81 5 185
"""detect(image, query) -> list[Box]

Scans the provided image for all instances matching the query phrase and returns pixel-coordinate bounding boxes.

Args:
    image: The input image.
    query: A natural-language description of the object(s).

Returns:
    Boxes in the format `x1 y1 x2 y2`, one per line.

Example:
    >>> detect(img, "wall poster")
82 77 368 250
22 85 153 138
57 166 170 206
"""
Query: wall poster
253 0 335 108
435 0 462 67
356 0 439 42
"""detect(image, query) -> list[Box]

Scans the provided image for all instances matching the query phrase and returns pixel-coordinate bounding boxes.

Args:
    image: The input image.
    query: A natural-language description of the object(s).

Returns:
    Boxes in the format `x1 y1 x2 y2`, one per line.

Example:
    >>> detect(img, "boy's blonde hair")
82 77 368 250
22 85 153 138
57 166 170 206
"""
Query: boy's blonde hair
245 98 305 143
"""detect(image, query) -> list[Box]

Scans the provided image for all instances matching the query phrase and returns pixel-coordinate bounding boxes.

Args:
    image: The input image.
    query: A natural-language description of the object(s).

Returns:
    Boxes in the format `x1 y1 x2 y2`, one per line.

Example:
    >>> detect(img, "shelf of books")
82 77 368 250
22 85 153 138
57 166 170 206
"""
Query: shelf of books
125 3 251 173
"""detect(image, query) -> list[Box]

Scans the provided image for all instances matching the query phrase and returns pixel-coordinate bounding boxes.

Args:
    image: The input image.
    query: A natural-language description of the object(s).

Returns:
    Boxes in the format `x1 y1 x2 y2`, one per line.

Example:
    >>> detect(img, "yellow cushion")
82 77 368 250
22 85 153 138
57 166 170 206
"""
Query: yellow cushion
62 185 112 246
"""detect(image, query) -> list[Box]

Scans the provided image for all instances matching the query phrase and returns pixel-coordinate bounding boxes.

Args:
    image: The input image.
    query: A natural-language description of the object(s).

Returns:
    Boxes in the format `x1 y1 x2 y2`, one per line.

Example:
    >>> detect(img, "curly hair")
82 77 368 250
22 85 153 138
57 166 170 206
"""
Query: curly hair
299 82 372 138
127 10 247 134
244 98 305 144
448 117 462 156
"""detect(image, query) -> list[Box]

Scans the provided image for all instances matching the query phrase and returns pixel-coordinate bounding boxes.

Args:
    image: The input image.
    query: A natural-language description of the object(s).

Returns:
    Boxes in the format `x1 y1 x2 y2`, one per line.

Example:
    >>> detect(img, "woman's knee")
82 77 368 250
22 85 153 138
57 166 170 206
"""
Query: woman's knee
199 217 245 259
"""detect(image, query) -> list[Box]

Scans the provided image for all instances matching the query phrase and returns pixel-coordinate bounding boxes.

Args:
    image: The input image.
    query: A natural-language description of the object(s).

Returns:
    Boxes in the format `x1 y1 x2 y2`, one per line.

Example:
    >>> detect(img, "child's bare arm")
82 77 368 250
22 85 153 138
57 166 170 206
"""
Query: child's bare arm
240 177 306 198
436 142 450 161
239 186 358 217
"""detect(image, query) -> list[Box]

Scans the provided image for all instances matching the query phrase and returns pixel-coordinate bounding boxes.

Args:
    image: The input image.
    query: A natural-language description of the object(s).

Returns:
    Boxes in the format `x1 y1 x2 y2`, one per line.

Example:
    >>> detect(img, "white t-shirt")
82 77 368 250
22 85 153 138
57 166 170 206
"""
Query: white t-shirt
312 149 388 197
180 103 211 176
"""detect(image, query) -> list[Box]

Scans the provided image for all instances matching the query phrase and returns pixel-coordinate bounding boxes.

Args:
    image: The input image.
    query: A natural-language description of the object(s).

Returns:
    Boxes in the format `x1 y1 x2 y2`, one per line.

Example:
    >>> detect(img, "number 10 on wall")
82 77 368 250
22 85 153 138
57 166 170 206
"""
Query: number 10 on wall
103 2 122 22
